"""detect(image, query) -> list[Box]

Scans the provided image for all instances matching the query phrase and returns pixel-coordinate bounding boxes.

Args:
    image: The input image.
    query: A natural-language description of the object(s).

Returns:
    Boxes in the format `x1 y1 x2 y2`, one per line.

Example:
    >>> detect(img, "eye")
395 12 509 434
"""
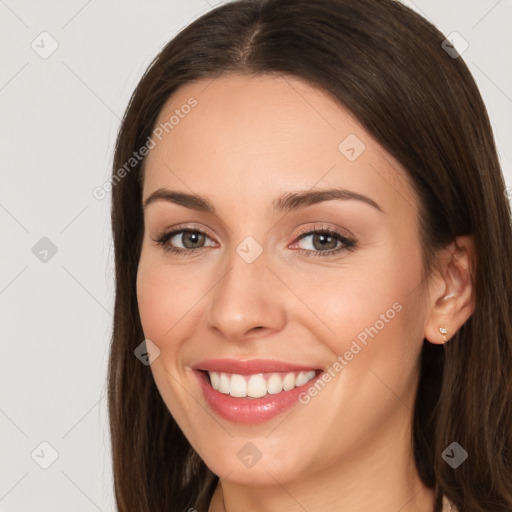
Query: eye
153 228 216 255
152 224 357 258
291 226 357 258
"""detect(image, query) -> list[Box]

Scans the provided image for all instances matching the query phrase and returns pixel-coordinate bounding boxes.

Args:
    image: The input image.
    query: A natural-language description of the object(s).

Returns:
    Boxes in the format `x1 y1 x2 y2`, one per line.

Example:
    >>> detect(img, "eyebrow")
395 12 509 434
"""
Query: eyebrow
142 187 384 214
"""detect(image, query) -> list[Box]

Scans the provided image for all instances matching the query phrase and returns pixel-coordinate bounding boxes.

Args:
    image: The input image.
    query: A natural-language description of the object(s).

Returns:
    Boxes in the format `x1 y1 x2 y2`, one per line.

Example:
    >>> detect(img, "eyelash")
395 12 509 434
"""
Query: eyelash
152 224 357 258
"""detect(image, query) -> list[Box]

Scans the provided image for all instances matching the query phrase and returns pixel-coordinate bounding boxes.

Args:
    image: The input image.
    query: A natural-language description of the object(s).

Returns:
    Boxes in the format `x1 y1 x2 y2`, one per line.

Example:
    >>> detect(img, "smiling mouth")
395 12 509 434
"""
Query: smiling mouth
202 369 321 399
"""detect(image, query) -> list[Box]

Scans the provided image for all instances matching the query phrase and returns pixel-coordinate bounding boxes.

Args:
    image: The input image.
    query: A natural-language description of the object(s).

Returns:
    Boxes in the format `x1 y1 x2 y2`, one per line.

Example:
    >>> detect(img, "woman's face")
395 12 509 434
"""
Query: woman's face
137 74 430 487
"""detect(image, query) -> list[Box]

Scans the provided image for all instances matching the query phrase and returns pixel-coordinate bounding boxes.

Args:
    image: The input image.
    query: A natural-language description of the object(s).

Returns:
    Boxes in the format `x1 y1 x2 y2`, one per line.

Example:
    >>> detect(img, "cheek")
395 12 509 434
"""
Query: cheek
290 241 425 377
136 262 169 343
301 252 419 331
136 258 205 430
137 252 191 342
136 256 203 345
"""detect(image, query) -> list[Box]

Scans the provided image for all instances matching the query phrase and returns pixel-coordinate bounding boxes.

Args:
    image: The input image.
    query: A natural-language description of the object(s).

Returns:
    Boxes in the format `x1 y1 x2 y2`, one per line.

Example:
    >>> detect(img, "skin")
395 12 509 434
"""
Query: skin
136 74 475 512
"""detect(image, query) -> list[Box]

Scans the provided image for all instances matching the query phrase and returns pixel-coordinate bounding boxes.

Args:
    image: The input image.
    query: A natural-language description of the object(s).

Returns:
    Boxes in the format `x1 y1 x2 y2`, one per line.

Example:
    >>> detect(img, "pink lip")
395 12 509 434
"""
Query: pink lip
191 358 318 374
191 359 322 424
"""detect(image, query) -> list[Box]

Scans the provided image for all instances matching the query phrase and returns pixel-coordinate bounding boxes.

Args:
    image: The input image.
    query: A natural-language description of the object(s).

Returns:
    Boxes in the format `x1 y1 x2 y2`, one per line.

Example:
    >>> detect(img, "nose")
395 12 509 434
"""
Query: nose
205 244 287 342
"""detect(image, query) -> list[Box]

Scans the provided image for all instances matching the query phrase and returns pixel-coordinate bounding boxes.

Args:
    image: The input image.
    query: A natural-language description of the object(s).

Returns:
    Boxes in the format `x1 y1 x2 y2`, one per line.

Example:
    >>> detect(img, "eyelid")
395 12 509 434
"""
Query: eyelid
153 221 357 257
292 222 354 240
155 223 218 243
155 222 351 244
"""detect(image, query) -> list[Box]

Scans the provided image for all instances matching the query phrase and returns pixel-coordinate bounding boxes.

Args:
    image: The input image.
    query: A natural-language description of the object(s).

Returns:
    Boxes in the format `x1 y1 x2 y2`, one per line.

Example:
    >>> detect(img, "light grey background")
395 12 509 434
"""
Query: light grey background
1 1 511 510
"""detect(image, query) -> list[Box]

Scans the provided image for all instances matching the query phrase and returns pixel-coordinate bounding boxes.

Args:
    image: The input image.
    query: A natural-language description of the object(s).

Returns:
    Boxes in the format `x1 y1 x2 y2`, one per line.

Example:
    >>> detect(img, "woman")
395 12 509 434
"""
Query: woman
107 0 512 511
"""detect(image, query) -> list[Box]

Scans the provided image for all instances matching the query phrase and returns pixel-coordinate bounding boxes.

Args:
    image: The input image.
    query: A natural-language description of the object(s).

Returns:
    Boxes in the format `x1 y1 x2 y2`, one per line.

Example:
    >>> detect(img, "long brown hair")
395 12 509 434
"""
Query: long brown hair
108 1 512 510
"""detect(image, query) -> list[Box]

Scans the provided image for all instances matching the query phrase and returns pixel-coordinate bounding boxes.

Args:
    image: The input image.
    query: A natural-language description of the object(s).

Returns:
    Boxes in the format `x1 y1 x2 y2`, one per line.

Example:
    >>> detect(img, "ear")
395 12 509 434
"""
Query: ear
424 235 476 345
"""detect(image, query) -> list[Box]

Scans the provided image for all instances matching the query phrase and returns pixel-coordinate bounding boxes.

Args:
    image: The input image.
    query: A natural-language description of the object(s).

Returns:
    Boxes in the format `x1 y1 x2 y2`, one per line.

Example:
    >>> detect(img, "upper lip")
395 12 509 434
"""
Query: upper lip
191 358 320 374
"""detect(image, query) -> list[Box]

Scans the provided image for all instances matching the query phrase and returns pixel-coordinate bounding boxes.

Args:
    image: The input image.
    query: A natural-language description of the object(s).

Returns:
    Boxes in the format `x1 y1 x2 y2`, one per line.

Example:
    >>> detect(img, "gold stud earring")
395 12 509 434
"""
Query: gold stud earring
439 326 448 343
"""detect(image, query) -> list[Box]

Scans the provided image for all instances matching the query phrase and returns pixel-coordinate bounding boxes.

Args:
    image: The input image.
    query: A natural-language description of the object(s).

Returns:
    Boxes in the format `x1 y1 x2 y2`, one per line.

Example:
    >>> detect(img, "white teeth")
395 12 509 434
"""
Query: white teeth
210 371 220 390
219 373 230 394
295 371 311 387
283 372 295 391
229 374 247 397
206 370 317 398
267 373 283 394
247 375 267 398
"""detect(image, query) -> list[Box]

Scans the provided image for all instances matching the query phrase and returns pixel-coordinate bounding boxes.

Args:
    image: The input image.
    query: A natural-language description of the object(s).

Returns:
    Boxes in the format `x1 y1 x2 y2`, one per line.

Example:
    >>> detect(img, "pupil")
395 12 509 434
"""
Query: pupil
184 231 204 248
314 233 336 251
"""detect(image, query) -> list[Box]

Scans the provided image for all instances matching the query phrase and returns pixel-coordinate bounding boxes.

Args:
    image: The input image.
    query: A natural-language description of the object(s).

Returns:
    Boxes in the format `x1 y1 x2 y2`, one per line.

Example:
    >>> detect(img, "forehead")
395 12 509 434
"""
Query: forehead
142 73 416 216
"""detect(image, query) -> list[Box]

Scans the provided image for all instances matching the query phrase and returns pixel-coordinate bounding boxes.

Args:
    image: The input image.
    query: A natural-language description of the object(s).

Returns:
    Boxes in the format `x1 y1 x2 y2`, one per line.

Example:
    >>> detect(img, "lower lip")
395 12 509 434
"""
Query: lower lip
194 370 322 424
